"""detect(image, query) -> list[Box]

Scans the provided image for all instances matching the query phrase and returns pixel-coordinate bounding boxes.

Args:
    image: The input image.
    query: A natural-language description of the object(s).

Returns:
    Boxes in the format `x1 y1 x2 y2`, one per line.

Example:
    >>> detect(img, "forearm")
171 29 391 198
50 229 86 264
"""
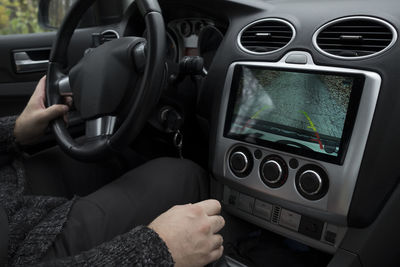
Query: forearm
0 116 18 154
35 226 174 266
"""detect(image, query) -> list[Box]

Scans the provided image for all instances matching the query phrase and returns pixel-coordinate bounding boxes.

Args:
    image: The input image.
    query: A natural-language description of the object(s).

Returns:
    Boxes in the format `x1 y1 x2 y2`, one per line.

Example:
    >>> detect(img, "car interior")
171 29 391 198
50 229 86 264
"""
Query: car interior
1 0 399 266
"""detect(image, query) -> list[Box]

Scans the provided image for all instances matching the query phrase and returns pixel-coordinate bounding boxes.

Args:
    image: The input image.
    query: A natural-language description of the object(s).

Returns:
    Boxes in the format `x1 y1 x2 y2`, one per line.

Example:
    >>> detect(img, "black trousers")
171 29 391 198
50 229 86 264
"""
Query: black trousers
24 149 209 259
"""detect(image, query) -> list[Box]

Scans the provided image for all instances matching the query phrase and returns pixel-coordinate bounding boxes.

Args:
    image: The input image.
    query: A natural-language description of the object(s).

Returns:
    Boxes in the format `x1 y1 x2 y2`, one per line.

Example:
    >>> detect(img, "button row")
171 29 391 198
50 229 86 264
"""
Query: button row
223 186 334 243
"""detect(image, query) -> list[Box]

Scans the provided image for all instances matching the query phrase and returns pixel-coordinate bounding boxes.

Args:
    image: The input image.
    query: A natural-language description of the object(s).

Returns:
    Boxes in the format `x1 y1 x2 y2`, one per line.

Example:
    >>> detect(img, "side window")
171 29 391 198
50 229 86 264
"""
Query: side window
47 0 76 29
0 0 73 35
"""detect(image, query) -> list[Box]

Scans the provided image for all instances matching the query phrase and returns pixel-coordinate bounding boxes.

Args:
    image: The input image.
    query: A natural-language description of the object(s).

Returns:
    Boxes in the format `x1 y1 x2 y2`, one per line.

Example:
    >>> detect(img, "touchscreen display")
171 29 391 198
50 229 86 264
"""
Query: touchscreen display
225 65 364 164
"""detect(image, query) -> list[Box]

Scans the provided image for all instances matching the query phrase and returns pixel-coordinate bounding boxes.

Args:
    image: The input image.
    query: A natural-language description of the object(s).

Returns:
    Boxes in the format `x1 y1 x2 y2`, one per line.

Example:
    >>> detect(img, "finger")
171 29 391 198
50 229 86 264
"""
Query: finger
207 245 224 264
33 76 47 108
210 234 224 251
42 104 69 122
195 199 221 216
64 96 73 107
33 76 47 97
209 215 225 233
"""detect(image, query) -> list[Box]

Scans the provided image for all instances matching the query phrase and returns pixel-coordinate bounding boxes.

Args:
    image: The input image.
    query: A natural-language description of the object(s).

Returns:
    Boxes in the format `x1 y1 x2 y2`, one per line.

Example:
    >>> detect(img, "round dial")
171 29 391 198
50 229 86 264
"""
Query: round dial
295 165 329 201
298 170 323 196
229 146 253 178
261 160 283 183
230 152 249 174
259 155 288 188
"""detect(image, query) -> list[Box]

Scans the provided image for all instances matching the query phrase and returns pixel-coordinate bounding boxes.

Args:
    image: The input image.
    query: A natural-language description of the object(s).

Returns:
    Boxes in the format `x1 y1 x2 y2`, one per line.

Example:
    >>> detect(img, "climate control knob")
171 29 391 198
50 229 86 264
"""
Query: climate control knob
229 147 253 177
298 170 322 196
260 156 288 188
230 152 248 174
296 165 329 200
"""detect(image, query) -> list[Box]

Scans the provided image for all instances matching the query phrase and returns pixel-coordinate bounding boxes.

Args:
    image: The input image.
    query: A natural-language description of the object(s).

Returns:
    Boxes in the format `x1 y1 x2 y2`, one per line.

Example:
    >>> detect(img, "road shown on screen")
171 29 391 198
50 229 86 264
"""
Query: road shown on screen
235 68 351 140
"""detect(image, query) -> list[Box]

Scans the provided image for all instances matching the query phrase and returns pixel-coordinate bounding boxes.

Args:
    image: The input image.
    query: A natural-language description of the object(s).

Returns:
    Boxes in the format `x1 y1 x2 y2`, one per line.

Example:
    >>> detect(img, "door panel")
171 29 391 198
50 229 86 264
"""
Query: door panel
0 28 99 116
0 27 102 152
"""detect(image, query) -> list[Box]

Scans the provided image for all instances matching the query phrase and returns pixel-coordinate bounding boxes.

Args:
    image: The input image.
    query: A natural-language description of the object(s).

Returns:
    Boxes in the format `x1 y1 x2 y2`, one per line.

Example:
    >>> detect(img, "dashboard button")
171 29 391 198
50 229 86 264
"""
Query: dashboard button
229 146 253 177
279 209 301 231
325 231 337 244
254 149 262 160
260 155 288 188
262 160 282 183
253 200 273 221
298 216 324 240
285 54 308 64
223 186 239 206
296 165 329 200
299 170 322 196
237 194 255 214
230 152 248 173
289 158 299 169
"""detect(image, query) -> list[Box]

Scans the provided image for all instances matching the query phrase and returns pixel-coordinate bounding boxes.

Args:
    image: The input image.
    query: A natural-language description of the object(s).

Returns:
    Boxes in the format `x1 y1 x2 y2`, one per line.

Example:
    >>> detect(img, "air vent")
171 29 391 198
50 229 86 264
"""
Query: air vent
101 30 120 42
271 206 281 224
314 16 397 60
238 18 295 55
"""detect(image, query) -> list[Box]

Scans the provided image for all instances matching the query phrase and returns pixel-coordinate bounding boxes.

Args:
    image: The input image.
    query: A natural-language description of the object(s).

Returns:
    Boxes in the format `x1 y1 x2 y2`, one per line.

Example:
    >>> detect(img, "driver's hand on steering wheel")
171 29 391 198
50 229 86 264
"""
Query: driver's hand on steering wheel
14 76 71 145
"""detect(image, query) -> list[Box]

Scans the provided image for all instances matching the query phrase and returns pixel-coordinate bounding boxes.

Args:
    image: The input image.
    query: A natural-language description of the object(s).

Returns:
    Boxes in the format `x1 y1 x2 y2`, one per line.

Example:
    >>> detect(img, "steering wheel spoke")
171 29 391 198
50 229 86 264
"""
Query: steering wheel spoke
85 116 117 139
58 75 73 97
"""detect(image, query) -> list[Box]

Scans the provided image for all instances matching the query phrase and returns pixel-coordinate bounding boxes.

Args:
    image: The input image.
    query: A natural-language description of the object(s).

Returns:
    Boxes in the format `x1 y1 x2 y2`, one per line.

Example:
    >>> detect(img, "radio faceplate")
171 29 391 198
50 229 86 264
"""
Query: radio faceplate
212 52 381 225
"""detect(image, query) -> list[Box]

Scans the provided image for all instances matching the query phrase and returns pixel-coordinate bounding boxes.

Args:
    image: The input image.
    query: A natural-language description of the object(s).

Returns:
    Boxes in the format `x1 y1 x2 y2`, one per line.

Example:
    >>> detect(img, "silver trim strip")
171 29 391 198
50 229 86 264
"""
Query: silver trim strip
312 16 398 60
13 52 48 73
212 51 382 226
225 255 248 267
237 18 296 55
58 76 72 96
101 29 120 39
86 116 117 138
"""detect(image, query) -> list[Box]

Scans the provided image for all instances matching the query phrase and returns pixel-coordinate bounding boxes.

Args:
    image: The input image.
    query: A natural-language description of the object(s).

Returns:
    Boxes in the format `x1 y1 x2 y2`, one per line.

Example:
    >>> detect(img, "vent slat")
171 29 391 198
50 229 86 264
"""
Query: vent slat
319 43 389 48
239 19 294 54
315 17 395 58
243 30 293 34
319 31 391 35
101 30 119 43
241 42 289 46
330 25 386 29
242 38 292 41
324 49 379 54
317 37 392 42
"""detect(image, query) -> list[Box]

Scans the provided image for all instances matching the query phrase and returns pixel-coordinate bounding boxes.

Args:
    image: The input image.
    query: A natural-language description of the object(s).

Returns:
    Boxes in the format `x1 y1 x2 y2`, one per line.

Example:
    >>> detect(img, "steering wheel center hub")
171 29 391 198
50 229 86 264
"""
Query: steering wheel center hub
69 37 145 120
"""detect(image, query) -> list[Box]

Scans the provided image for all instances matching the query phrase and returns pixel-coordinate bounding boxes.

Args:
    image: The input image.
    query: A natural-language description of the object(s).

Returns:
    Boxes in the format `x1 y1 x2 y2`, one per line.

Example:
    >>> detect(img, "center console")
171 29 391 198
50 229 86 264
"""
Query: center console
212 51 381 253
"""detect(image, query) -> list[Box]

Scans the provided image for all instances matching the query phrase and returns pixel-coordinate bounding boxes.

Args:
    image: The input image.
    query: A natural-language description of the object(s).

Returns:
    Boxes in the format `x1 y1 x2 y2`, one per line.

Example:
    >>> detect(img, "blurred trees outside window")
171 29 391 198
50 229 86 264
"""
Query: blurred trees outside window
0 0 73 35
48 0 74 29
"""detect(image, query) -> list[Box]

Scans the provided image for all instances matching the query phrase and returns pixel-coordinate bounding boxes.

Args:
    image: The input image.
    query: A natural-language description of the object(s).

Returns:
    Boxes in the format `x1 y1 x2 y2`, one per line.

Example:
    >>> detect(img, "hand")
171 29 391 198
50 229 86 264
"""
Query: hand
14 76 70 145
149 199 225 267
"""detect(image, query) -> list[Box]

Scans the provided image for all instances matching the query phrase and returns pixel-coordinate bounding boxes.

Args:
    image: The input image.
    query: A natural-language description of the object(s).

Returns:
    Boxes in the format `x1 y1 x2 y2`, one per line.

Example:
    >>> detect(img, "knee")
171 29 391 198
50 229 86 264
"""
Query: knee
148 157 209 194
150 157 207 179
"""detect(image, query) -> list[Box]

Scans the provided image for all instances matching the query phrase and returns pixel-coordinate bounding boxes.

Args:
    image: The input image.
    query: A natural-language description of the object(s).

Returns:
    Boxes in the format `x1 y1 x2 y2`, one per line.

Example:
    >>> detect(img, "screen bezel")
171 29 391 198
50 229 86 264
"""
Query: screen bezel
223 65 366 165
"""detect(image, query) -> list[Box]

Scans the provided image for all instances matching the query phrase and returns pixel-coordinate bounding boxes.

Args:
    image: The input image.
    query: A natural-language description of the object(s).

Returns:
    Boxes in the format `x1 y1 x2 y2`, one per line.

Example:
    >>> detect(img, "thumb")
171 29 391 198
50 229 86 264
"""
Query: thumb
42 104 69 122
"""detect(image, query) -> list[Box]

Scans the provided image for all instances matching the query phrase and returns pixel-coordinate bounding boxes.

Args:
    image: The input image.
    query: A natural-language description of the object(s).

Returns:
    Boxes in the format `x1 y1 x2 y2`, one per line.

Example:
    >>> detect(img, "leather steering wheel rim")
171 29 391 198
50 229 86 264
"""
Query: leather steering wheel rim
46 0 166 162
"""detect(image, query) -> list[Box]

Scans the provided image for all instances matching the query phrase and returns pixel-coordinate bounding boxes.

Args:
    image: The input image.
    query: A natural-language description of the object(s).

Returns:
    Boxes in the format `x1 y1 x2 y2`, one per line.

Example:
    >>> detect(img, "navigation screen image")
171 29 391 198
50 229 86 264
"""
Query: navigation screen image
227 66 356 157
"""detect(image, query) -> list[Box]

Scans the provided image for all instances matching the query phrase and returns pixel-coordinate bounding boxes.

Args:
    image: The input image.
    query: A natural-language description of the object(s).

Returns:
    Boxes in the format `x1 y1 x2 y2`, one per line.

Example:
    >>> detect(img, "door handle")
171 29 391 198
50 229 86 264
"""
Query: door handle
13 51 49 73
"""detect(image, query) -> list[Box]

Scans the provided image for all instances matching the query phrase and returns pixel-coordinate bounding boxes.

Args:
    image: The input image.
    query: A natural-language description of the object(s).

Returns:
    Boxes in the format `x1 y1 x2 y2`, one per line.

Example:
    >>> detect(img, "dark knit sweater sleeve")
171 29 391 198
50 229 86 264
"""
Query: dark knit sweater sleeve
37 226 174 266
0 116 18 154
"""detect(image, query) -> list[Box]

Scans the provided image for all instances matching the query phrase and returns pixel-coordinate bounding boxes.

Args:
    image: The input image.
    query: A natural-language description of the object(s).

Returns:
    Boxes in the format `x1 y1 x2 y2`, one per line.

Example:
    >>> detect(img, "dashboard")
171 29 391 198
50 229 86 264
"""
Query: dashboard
119 0 400 263
167 19 216 60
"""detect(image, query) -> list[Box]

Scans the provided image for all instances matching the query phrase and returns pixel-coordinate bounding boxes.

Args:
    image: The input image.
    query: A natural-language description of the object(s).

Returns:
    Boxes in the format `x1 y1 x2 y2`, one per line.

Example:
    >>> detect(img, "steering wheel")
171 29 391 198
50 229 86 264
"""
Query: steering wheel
46 0 166 162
